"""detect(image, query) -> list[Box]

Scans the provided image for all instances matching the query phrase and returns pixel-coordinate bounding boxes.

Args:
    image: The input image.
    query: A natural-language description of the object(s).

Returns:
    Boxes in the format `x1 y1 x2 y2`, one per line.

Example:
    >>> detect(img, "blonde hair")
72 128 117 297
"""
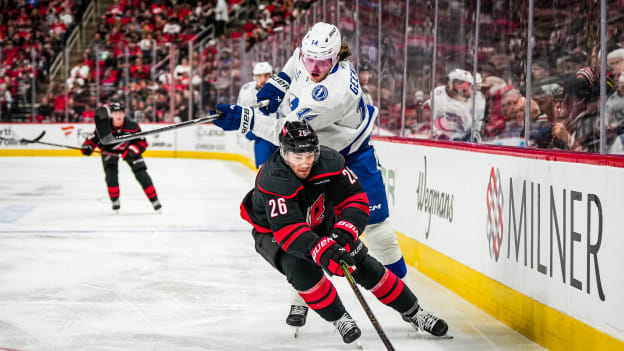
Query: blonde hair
338 40 351 61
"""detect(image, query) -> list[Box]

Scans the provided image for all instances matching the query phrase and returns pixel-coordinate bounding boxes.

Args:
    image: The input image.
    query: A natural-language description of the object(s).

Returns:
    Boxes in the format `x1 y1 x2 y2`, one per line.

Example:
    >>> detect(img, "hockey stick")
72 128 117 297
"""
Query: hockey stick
0 130 47 144
17 130 118 156
95 100 269 145
340 261 395 351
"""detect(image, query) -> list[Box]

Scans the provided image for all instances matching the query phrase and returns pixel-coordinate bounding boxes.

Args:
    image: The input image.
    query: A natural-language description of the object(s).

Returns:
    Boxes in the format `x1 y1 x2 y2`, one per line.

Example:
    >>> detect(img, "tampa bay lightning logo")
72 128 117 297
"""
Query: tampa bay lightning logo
312 85 328 101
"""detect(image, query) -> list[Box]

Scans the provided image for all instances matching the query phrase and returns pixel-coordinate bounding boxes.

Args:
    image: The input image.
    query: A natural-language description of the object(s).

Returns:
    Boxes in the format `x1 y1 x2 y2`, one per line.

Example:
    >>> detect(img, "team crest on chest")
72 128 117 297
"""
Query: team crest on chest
306 193 325 228
312 85 328 101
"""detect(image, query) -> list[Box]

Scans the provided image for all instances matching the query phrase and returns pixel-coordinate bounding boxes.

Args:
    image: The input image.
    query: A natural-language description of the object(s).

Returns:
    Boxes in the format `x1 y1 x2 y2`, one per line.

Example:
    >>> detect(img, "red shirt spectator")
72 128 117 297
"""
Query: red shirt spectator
130 60 150 80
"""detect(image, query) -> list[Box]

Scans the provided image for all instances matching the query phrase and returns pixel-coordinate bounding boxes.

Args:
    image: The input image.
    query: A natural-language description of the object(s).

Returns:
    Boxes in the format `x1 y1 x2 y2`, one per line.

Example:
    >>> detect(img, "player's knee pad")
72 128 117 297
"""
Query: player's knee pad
129 157 147 173
352 254 386 290
349 239 368 265
281 253 325 292
364 220 403 265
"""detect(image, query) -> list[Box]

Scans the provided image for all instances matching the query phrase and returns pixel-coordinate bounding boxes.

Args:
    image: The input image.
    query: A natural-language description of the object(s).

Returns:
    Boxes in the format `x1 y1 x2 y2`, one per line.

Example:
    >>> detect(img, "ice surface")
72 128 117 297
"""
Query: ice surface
0 157 544 350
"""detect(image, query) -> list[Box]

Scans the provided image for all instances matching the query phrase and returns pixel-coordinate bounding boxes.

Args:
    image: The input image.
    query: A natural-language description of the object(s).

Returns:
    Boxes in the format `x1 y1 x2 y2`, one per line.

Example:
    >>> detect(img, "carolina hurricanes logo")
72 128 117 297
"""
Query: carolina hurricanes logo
307 193 325 228
486 167 504 261
61 125 74 136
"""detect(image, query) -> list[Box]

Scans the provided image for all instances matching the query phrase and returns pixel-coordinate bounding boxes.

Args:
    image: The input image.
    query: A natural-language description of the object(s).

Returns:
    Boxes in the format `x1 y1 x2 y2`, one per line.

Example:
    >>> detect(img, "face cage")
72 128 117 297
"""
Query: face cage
280 145 321 165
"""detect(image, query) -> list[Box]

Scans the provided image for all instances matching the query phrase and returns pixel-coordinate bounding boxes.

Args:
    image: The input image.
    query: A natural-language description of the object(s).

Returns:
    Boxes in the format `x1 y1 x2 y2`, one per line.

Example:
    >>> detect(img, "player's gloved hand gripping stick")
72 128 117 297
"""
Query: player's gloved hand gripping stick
95 101 269 145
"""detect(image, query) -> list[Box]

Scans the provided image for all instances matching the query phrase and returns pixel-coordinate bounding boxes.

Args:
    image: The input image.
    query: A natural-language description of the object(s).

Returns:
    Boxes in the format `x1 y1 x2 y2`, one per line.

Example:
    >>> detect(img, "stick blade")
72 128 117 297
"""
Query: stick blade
31 130 46 142
94 107 114 144
21 130 46 143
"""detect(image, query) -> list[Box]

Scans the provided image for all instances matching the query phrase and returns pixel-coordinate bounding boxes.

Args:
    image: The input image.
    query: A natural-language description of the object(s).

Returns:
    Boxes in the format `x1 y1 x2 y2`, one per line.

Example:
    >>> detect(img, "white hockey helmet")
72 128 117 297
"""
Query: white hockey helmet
301 22 342 67
448 68 473 84
253 61 273 75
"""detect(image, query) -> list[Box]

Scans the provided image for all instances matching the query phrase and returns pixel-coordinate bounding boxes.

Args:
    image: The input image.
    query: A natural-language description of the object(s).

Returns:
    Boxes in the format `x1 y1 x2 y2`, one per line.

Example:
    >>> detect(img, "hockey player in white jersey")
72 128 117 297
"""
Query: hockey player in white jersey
431 68 485 141
237 61 279 167
212 22 409 329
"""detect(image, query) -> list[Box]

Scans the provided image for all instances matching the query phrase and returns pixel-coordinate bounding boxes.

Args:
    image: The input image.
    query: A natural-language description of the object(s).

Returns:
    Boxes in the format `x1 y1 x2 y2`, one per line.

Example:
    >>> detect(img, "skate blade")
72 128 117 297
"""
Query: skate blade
353 340 363 349
293 326 300 338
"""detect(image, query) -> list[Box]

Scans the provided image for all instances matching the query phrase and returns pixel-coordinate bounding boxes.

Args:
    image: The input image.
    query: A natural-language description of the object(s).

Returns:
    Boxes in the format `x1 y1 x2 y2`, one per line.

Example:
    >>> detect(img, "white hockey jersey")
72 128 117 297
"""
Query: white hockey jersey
252 48 377 155
431 85 485 141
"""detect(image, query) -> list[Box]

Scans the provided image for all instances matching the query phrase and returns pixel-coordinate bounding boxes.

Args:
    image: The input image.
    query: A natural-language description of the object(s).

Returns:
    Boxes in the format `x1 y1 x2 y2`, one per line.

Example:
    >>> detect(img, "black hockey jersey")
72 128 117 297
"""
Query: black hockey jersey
240 146 370 260
84 117 148 155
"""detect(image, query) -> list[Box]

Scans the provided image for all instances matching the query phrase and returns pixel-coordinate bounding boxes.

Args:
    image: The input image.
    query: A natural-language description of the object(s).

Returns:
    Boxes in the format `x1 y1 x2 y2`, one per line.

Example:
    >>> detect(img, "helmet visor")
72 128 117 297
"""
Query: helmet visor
302 56 334 77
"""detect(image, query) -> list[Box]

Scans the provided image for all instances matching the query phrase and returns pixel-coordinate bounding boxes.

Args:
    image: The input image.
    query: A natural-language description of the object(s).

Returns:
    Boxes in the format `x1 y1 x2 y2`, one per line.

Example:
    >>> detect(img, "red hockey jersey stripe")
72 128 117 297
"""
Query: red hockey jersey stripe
333 192 370 216
307 169 342 182
240 201 272 233
274 222 310 251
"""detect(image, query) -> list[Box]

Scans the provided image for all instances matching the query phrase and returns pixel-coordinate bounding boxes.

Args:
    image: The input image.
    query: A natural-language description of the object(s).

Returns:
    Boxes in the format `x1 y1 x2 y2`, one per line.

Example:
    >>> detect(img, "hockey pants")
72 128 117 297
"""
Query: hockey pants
259 235 418 322
101 154 158 202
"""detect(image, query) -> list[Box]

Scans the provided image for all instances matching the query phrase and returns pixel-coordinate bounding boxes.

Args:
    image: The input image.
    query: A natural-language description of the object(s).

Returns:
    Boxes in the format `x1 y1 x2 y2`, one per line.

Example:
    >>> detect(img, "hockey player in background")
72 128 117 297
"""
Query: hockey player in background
240 120 448 345
211 22 409 328
81 100 162 212
431 68 485 141
237 61 279 168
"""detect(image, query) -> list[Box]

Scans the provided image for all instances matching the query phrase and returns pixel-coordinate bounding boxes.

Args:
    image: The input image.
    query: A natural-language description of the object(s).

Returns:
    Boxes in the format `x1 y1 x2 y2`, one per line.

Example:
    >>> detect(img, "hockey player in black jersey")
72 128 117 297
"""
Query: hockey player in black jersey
81 100 162 212
240 120 448 344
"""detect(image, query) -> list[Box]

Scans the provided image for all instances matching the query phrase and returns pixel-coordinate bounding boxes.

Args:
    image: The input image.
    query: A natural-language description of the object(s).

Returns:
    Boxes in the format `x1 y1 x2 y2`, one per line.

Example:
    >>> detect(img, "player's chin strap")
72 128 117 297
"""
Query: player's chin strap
340 261 396 351
95 100 269 145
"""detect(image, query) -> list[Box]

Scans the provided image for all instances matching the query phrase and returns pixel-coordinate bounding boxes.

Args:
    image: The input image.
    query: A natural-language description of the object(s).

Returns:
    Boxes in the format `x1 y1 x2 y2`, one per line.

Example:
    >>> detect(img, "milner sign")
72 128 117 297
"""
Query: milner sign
486 166 605 301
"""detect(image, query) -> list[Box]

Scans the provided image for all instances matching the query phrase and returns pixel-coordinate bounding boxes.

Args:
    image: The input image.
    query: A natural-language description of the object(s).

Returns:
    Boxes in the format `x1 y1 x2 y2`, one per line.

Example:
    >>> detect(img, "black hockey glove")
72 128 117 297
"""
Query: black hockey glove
311 237 355 276
81 143 94 156
330 220 360 252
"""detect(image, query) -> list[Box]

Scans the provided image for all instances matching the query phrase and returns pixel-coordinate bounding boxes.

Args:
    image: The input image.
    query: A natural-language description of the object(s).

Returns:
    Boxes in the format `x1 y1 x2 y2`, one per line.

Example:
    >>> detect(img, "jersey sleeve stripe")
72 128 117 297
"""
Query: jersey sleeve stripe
274 222 311 250
333 192 370 216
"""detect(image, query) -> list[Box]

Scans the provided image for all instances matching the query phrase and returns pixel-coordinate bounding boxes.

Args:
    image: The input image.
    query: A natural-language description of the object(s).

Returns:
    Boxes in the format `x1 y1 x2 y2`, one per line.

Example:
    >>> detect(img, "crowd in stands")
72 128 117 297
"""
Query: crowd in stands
351 0 624 154
34 0 304 124
0 0 88 120
5 0 624 154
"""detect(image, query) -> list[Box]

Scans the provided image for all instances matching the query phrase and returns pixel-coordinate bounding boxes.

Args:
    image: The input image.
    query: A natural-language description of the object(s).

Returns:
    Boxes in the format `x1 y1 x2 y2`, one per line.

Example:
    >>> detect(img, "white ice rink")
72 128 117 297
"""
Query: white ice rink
0 157 544 351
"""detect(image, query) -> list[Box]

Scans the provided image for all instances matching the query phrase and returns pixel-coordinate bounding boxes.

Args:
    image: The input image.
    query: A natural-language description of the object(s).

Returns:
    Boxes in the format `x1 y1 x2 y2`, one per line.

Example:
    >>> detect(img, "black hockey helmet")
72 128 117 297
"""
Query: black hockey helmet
279 120 320 162
110 100 124 112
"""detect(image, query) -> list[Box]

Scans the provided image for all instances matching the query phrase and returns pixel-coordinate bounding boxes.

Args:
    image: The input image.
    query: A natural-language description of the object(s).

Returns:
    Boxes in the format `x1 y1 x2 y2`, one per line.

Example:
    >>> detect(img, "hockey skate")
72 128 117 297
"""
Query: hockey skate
111 199 120 213
402 304 450 338
332 312 362 345
286 304 308 327
151 199 162 212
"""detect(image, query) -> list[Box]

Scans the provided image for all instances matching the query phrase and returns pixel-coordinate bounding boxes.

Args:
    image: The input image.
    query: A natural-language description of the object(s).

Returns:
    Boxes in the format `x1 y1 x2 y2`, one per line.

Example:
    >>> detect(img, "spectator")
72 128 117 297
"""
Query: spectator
607 74 624 153
431 68 476 141
130 57 150 80
37 95 54 122
215 0 228 37
59 8 73 27
0 83 13 120
163 17 181 34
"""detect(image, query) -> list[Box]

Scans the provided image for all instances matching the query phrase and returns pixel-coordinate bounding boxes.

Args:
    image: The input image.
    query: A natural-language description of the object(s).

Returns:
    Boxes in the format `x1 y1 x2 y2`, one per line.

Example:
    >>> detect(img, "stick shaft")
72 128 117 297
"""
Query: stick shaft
340 263 395 351
99 101 269 145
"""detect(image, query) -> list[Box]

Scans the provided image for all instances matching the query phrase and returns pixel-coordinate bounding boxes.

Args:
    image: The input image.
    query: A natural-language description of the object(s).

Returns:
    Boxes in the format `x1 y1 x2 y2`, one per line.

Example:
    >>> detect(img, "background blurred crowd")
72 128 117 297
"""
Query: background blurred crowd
2 0 624 155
